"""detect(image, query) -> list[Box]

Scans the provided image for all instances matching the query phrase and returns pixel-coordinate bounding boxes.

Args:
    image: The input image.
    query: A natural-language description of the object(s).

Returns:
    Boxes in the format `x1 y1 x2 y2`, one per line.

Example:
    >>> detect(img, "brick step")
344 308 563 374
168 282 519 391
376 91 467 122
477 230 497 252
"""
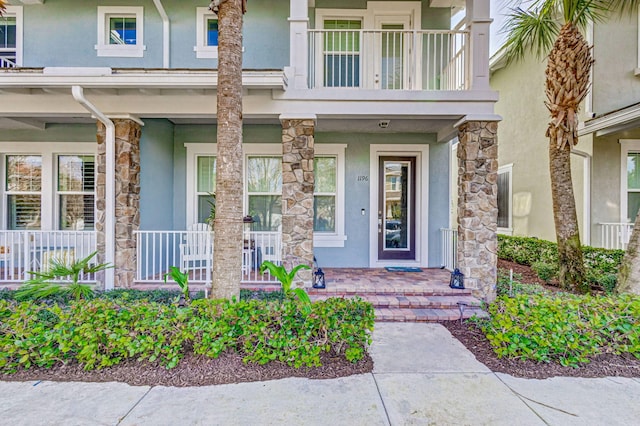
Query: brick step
309 293 481 310
307 287 473 297
374 307 488 322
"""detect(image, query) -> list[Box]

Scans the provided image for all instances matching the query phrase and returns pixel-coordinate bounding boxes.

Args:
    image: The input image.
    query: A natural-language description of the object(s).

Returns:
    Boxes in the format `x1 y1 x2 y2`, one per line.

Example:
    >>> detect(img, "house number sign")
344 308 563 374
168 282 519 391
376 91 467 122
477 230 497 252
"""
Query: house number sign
357 175 369 182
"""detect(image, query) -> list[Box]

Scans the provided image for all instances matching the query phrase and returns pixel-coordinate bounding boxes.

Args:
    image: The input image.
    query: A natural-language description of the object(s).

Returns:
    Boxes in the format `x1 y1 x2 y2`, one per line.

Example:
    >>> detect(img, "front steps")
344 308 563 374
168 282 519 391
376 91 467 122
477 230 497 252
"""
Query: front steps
308 287 487 322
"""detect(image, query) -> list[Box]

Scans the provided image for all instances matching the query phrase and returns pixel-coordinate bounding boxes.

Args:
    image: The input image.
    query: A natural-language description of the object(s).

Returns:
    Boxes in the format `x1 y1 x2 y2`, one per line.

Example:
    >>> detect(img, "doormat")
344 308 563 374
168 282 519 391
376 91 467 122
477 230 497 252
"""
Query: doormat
385 266 423 272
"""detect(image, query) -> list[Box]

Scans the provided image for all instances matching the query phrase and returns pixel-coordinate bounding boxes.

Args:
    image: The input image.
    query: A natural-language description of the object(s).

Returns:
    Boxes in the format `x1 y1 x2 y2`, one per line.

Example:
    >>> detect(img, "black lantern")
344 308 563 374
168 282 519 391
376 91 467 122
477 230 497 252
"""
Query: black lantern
313 256 326 289
449 268 465 289
313 267 326 289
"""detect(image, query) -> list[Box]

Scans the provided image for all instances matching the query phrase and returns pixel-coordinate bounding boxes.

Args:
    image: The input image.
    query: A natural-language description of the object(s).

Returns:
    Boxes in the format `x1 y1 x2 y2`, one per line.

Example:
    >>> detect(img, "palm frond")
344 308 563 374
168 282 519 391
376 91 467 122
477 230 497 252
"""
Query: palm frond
0 0 6 16
502 5 560 63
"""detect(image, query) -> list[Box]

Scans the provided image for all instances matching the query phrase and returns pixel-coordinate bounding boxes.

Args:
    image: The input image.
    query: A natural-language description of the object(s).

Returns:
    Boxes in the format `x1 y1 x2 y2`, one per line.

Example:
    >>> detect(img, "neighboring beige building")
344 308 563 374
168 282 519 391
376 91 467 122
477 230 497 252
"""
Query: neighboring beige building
482 7 640 250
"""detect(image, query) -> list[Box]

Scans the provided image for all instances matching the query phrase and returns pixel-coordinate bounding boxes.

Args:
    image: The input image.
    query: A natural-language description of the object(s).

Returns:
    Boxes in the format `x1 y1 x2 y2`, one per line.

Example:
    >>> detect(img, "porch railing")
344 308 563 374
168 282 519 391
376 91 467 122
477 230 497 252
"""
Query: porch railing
0 50 17 68
0 230 98 283
308 29 469 90
599 223 634 250
134 230 283 288
440 228 458 271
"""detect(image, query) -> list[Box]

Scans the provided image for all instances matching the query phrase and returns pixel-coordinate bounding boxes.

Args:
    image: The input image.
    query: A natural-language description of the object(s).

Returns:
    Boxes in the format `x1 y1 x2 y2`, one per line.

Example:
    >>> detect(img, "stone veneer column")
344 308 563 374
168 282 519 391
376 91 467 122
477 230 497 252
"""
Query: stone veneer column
96 119 141 289
457 121 498 302
280 117 315 287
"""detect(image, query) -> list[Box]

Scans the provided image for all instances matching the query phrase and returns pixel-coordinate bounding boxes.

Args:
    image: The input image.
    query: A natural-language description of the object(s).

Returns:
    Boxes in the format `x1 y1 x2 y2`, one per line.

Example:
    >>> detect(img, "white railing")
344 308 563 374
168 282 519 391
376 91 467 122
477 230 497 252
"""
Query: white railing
0 230 97 283
308 29 469 90
599 223 634 250
0 50 17 68
440 228 458 271
135 230 282 287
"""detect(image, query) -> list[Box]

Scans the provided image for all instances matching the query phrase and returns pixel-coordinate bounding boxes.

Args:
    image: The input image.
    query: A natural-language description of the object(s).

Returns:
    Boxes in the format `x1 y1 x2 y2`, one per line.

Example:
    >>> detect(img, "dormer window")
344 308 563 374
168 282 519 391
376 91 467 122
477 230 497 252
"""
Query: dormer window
96 7 145 57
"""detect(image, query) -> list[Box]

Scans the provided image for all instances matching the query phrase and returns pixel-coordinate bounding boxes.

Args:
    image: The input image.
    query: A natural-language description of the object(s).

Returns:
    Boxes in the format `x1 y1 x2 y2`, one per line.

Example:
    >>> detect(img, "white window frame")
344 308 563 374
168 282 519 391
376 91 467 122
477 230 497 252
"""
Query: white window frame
195 7 219 59
497 164 513 236
637 9 640 74
95 6 145 58
620 140 640 222
0 143 96 231
184 143 347 247
56 155 96 231
0 6 23 67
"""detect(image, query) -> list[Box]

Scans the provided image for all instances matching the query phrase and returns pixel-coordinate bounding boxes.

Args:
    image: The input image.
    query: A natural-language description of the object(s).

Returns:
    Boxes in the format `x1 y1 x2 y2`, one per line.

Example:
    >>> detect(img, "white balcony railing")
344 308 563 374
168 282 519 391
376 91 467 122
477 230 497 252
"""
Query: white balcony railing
135 230 282 288
0 230 98 283
599 223 634 250
308 29 469 90
0 49 17 68
440 228 458 271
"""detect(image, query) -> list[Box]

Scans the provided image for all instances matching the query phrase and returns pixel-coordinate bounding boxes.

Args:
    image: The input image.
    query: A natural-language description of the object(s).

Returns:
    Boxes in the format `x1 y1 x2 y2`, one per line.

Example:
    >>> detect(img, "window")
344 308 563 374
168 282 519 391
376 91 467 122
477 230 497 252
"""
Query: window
323 19 362 87
314 157 337 232
0 6 22 68
5 155 42 230
621 140 640 222
497 165 513 232
185 143 347 247
57 155 96 230
196 156 216 223
195 7 219 59
247 156 282 231
96 7 145 57
1 143 96 231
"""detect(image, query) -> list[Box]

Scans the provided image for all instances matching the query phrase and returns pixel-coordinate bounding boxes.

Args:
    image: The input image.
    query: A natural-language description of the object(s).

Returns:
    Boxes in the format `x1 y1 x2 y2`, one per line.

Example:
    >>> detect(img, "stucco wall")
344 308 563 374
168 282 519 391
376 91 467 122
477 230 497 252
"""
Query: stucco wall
592 9 640 113
490 53 589 243
21 0 289 69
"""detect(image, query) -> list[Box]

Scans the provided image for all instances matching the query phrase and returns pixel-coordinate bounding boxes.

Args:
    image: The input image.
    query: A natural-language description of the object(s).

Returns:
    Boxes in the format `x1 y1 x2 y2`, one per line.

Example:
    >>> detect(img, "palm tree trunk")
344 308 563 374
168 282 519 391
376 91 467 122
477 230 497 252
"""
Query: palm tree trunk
545 23 591 292
211 0 243 300
549 141 587 292
616 210 640 294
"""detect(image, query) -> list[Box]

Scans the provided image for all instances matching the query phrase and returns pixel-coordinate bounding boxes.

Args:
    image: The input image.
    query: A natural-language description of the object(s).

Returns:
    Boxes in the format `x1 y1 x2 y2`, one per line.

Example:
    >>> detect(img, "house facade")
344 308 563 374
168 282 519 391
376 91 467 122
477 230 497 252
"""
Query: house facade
0 0 499 298
489 6 639 252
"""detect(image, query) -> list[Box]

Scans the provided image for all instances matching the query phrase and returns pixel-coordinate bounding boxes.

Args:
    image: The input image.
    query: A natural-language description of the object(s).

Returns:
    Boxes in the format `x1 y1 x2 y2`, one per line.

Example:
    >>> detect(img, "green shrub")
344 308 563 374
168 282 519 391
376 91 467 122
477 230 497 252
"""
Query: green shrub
498 235 624 287
478 294 640 367
496 270 554 297
530 261 558 283
0 296 374 372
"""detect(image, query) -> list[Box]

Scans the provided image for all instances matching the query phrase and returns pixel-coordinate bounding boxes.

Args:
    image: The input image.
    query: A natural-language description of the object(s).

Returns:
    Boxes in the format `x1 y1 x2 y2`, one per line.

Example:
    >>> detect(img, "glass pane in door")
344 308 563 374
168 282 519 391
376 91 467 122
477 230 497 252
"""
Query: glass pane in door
381 24 404 89
383 161 410 250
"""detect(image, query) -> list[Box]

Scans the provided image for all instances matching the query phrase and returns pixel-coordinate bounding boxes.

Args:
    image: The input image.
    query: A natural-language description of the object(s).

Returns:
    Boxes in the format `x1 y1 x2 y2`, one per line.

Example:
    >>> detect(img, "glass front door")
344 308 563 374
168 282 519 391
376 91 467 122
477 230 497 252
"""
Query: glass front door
378 156 416 260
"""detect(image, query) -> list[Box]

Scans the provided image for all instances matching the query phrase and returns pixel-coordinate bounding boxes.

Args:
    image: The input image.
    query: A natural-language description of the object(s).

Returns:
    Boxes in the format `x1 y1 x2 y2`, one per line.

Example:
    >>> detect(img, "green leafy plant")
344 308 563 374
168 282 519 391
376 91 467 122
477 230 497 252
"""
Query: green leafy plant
259 261 312 309
531 261 558 283
16 251 111 301
205 192 216 227
164 266 190 305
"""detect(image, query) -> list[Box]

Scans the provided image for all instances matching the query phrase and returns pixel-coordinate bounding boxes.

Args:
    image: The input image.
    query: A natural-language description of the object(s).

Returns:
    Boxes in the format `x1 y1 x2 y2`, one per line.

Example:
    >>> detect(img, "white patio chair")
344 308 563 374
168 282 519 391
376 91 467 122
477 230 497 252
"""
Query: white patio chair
179 223 213 286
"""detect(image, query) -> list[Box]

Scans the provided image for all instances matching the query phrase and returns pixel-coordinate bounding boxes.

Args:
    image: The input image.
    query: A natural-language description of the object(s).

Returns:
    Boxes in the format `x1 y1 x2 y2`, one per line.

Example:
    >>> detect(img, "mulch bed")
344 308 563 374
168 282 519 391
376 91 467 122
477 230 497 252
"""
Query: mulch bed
2 351 374 387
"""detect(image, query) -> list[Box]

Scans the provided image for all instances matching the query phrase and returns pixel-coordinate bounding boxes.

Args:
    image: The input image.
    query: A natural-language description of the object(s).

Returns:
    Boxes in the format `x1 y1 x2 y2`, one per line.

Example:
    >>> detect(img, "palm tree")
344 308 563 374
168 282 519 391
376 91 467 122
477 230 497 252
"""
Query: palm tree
502 0 639 292
210 0 246 300
0 1 6 15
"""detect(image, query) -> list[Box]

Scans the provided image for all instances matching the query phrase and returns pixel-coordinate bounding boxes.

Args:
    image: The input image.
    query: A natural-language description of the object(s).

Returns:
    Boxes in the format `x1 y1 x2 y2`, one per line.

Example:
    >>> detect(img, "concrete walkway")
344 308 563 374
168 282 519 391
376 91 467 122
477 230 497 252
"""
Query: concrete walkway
1 323 639 425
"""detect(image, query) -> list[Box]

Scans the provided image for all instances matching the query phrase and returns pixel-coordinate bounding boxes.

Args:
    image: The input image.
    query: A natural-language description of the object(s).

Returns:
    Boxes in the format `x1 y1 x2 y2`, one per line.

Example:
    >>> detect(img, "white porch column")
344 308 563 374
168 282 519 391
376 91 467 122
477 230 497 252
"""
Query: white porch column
466 0 492 91
289 0 309 89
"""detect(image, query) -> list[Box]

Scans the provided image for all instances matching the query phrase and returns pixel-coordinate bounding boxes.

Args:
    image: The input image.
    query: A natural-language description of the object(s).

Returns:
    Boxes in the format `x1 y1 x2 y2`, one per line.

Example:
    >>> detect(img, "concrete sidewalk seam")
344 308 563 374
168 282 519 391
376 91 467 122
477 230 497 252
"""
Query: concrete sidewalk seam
494 373 577 425
116 385 153 425
371 373 392 426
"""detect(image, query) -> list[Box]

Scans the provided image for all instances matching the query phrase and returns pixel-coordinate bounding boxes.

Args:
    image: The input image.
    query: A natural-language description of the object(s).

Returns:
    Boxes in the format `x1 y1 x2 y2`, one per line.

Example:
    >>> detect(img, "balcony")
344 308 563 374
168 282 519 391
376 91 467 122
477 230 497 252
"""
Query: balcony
307 29 468 91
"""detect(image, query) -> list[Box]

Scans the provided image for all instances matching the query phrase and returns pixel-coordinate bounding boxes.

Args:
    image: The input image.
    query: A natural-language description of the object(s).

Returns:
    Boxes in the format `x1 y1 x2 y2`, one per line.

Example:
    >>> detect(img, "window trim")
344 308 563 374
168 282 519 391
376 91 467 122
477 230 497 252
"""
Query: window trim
620 140 640 222
0 5 23 67
0 142 96 231
497 163 513 235
56 155 96 231
95 6 145 58
195 7 219 59
184 143 347 247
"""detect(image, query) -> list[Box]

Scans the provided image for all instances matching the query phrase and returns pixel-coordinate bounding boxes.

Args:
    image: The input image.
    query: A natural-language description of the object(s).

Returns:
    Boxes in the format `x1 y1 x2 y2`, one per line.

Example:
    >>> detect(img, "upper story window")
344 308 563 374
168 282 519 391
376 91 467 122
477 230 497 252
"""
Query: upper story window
96 6 145 57
195 7 219 59
322 19 362 87
0 6 22 68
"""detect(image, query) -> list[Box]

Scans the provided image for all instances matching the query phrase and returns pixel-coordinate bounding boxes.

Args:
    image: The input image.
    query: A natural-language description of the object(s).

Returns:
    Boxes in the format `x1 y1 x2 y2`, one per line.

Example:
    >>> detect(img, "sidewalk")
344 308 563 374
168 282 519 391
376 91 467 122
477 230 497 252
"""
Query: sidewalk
1 323 639 425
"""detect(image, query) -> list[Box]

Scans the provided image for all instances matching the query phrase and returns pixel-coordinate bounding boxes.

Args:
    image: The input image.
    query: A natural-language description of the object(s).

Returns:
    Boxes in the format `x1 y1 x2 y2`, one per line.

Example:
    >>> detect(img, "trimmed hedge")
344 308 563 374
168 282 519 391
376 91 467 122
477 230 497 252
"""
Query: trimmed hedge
478 294 640 367
0 297 374 372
